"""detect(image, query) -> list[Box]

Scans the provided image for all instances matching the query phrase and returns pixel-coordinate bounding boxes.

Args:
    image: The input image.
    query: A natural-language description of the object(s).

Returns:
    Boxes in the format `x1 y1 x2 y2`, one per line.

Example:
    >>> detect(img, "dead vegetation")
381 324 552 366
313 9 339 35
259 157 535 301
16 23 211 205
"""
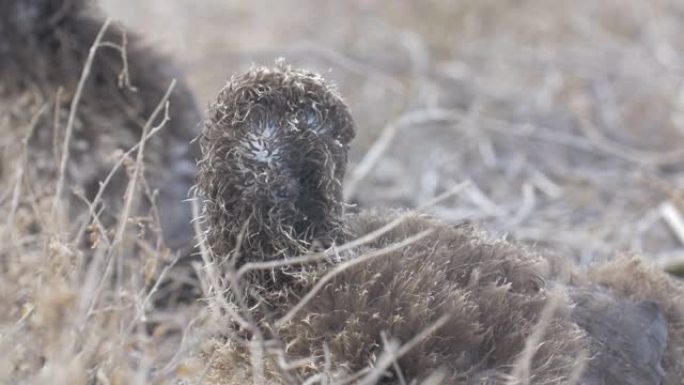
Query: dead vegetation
0 1 203 384
2 0 684 384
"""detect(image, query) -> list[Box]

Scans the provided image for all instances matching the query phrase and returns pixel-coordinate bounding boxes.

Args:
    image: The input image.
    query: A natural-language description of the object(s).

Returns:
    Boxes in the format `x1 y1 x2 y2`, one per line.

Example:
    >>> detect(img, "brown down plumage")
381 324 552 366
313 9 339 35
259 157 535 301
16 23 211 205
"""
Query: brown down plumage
197 64 684 385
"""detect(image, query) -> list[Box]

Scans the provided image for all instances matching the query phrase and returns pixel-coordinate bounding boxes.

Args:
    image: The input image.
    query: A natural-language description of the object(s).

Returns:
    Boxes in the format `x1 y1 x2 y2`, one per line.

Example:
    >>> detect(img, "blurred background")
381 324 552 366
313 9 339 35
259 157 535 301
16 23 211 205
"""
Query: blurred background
102 0 684 269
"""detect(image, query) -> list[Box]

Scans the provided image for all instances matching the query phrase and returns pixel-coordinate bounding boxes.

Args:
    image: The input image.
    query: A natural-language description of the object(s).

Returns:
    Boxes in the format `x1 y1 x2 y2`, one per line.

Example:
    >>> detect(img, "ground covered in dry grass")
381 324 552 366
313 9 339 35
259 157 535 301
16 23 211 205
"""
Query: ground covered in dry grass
3 0 684 384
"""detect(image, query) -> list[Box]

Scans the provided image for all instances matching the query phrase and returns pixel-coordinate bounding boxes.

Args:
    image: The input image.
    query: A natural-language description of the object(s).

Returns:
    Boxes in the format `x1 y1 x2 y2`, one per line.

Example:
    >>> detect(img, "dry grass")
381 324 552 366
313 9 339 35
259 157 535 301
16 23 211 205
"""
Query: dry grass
3 0 684 384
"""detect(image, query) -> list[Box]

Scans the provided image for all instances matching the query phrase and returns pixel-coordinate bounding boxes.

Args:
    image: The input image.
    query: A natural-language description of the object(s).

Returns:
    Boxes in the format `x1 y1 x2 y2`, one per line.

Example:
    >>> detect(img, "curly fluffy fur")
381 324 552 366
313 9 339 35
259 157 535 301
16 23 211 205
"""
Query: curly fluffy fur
0 0 201 250
277 212 589 384
197 65 684 384
198 65 354 284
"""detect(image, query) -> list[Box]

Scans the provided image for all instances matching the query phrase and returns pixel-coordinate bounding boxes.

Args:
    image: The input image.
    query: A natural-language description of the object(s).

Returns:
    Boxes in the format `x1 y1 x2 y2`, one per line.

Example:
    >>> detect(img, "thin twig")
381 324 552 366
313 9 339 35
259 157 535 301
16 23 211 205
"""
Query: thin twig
275 229 434 327
380 331 407 385
76 119 167 241
52 18 112 217
4 104 47 236
353 314 451 385
508 290 564 385
112 81 175 248
344 109 464 200
84 81 176 320
237 181 470 281
659 201 684 246
191 198 253 330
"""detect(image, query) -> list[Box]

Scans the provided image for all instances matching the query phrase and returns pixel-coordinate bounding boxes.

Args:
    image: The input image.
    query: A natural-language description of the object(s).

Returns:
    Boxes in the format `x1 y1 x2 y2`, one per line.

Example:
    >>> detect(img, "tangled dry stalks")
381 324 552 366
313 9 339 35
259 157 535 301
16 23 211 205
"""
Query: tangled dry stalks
3 0 684 384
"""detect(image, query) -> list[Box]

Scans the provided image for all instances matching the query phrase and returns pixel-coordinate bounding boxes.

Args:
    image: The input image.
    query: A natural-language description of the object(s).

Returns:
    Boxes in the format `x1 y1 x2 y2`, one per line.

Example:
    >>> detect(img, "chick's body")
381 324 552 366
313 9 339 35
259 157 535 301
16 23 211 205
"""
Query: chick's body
197 65 684 385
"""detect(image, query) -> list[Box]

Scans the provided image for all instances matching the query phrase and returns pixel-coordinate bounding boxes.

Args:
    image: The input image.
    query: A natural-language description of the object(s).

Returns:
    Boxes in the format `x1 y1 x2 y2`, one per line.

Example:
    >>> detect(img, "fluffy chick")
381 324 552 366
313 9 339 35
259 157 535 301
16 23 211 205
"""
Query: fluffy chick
197 64 683 384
